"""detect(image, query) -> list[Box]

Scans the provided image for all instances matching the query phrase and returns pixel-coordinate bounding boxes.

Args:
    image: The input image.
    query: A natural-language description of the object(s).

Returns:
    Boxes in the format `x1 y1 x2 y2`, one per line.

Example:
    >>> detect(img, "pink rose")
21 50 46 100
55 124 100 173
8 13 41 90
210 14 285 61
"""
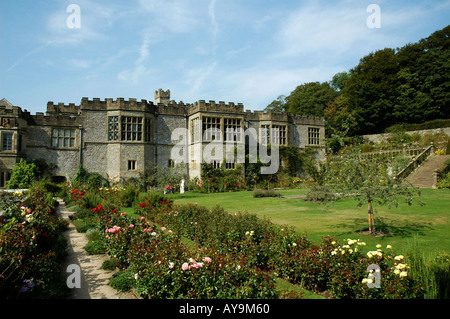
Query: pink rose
181 263 189 271
203 257 212 263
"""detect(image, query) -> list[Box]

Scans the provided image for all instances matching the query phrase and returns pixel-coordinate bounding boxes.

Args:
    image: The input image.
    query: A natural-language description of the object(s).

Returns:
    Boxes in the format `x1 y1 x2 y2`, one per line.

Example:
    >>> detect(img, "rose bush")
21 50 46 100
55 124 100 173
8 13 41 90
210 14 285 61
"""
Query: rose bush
67 185 429 299
137 201 426 299
0 187 69 299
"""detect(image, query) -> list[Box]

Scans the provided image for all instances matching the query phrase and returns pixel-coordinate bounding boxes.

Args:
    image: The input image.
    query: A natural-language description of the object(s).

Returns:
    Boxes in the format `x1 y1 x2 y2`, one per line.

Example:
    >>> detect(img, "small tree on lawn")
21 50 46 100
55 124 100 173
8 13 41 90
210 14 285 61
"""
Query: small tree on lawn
316 153 424 235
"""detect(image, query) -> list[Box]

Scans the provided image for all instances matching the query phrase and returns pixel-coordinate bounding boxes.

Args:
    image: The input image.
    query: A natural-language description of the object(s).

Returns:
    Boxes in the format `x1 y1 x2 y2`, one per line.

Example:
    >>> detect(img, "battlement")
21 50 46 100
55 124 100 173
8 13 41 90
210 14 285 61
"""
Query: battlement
155 89 170 105
30 112 81 127
245 109 324 125
78 97 157 112
188 100 244 115
47 101 80 115
0 104 22 116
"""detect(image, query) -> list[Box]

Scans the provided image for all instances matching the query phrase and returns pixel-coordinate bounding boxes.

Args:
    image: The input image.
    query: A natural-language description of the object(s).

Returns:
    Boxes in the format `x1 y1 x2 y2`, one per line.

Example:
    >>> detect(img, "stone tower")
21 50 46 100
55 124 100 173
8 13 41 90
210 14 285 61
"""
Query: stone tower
154 89 170 105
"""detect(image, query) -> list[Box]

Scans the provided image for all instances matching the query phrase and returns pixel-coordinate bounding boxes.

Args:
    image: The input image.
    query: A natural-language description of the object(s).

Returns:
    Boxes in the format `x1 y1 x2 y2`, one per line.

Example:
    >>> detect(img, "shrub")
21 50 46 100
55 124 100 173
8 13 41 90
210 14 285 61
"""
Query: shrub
102 258 121 271
109 271 135 292
79 193 103 210
6 159 39 189
120 185 137 207
85 228 101 241
83 239 105 255
305 187 336 202
72 218 96 233
437 173 450 189
429 253 450 299
0 191 69 298
253 189 282 198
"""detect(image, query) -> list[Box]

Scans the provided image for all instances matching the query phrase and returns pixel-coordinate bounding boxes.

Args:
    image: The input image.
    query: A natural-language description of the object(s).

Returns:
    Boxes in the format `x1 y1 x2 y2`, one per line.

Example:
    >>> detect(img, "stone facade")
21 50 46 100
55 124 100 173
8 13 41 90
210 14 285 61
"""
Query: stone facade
0 90 325 185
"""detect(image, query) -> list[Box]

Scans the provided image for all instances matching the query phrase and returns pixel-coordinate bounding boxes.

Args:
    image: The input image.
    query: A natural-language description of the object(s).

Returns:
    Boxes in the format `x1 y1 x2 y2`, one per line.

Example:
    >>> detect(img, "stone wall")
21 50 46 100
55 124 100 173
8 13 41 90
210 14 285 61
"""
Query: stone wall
362 127 450 144
1 90 327 184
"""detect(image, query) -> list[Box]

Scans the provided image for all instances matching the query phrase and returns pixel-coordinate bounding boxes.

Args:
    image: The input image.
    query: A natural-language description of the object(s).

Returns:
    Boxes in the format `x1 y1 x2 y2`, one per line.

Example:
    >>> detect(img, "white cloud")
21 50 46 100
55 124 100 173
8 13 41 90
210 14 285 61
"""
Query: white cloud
137 0 203 33
43 0 120 46
183 61 218 96
275 2 367 58
6 44 47 72
118 34 154 85
223 65 342 109
208 0 219 39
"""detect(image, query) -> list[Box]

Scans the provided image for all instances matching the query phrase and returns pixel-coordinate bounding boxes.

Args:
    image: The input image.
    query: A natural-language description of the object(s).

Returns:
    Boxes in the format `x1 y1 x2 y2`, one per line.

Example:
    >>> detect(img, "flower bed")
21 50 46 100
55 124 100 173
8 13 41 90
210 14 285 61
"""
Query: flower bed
70 199 278 299
68 185 426 299
137 201 425 299
0 187 69 299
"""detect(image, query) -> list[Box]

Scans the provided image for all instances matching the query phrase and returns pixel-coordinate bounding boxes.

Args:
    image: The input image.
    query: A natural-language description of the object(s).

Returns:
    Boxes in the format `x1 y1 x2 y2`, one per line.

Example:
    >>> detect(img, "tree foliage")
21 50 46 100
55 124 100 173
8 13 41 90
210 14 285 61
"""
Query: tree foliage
6 159 39 189
313 154 424 235
265 25 450 138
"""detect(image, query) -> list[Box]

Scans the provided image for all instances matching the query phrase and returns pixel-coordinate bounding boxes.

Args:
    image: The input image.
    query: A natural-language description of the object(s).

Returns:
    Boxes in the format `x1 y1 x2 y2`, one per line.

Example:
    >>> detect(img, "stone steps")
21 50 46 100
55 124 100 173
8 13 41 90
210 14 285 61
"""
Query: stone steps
405 154 450 188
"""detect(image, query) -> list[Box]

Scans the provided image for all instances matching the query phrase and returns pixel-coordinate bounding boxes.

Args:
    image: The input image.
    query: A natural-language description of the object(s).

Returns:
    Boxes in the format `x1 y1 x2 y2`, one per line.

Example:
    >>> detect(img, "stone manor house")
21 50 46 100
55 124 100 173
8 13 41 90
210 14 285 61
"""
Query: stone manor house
0 90 325 186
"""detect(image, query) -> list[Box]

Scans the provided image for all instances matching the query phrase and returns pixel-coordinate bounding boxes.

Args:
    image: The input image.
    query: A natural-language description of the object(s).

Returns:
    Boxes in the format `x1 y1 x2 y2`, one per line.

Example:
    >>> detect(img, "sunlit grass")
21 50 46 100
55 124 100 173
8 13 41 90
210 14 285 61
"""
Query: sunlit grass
169 188 450 258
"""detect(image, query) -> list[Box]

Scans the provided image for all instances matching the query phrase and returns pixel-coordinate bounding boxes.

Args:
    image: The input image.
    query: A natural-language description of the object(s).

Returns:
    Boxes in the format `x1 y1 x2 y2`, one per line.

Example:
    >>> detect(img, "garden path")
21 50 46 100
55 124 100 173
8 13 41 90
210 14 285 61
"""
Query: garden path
57 199 137 299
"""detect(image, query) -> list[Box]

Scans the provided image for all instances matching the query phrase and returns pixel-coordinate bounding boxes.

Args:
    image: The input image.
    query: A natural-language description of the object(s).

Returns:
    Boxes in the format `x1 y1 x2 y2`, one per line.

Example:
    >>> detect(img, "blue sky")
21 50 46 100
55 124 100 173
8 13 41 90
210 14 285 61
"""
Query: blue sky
1 0 449 114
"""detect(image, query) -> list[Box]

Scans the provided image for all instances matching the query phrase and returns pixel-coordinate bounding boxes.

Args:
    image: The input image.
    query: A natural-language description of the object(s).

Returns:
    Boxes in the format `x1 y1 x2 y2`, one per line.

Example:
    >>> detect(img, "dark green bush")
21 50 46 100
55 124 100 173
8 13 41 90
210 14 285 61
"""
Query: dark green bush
305 187 336 202
6 159 39 189
109 271 135 292
79 192 103 209
102 258 122 271
253 189 282 198
72 218 96 233
121 186 137 207
83 239 105 255
430 253 450 299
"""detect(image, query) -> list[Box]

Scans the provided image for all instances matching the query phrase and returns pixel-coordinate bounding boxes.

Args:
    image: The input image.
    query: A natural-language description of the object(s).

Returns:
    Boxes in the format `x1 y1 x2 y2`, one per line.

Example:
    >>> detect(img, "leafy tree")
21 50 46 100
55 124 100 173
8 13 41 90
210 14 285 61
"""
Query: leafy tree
6 159 39 189
330 71 350 91
341 25 449 135
264 95 287 112
343 48 400 134
284 82 338 117
324 94 358 138
312 154 424 235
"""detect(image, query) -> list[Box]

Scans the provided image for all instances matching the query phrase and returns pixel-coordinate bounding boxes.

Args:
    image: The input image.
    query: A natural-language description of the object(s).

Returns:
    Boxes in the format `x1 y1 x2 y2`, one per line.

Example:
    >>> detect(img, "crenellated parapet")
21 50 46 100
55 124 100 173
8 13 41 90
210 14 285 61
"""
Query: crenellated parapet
188 100 244 116
156 100 187 116
244 109 324 125
47 101 80 115
78 97 157 113
29 112 81 127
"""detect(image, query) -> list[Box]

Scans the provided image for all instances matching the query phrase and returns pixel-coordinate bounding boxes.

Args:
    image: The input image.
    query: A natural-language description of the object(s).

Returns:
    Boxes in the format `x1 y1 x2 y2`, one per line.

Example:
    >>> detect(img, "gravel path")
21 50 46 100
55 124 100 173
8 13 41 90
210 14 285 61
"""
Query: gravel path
57 199 137 299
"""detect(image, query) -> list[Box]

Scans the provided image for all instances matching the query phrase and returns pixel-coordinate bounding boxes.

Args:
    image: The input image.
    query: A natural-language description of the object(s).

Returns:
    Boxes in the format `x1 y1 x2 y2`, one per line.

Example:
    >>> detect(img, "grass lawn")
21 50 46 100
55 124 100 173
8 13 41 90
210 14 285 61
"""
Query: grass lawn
74 187 448 299
167 188 450 258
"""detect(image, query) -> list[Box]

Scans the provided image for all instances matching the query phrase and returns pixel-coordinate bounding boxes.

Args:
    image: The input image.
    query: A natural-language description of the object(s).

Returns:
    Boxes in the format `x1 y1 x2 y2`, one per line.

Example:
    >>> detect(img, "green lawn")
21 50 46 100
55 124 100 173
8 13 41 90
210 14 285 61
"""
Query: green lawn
167 188 450 258
97 187 449 299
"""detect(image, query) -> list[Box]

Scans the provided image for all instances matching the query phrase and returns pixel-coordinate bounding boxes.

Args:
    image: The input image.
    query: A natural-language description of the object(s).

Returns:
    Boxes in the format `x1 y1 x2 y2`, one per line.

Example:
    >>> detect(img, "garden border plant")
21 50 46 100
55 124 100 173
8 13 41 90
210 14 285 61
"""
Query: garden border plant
0 184 70 299
65 181 444 299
